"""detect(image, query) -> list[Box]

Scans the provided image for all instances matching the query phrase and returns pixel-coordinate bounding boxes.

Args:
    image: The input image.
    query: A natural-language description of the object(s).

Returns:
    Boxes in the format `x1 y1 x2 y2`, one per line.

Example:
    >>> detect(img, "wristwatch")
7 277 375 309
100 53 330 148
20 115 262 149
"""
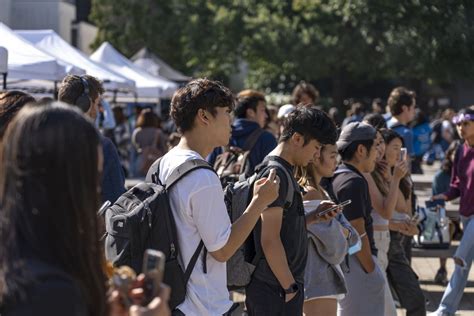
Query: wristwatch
283 283 299 294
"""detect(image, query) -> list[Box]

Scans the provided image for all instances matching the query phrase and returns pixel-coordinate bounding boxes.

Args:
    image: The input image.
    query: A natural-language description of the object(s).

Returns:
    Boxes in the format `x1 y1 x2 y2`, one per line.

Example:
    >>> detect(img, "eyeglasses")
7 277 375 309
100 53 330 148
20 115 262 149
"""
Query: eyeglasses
452 113 474 125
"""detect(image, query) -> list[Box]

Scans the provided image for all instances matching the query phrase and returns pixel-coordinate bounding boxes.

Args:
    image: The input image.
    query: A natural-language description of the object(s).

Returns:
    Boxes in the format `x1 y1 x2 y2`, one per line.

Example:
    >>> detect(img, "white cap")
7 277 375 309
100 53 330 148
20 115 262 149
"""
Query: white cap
277 104 296 119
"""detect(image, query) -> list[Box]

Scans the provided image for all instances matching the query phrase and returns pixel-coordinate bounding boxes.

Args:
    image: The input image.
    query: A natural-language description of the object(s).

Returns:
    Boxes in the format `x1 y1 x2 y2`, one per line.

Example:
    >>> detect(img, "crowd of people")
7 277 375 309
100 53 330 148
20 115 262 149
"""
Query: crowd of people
0 75 473 316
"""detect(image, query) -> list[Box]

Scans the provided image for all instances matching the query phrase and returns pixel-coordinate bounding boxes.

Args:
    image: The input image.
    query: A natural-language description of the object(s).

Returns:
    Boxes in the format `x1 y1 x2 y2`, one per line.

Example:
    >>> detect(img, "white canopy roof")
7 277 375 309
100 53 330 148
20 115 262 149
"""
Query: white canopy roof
15 29 135 91
91 42 178 99
0 23 72 81
131 47 191 82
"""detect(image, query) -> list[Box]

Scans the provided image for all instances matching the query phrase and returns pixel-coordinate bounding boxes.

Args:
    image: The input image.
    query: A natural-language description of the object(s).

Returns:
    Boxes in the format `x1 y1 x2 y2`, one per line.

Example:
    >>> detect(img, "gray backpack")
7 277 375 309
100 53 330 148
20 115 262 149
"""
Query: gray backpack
223 159 295 289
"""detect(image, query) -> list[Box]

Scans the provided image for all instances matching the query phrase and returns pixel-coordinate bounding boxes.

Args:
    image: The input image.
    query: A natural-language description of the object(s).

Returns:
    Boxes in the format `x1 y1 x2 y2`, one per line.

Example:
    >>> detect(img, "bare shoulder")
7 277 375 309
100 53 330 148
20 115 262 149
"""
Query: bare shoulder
303 186 321 201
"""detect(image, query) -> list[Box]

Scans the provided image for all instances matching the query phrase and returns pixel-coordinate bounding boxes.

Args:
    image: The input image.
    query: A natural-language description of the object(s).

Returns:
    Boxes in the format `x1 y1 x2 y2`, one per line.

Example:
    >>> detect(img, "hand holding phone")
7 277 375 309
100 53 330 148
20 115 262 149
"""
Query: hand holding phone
316 200 351 218
142 249 166 305
306 200 351 224
400 148 408 161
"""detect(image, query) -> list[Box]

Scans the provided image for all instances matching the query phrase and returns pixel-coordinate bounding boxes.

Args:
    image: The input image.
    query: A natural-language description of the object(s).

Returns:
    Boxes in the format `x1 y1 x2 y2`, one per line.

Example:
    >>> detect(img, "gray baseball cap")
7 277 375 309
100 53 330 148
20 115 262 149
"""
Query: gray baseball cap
336 122 376 151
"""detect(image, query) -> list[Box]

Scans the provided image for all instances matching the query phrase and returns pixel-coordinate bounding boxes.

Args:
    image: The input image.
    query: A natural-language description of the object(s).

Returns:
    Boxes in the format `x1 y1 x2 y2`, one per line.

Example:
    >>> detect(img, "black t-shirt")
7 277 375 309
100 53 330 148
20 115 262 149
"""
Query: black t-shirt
252 156 308 286
331 163 377 256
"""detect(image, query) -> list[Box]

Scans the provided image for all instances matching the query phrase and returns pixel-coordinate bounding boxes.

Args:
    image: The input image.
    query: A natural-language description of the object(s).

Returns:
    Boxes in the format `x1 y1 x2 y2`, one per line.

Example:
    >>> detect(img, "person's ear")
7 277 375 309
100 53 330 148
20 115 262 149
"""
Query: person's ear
291 132 305 147
197 108 210 125
246 107 256 119
356 143 367 159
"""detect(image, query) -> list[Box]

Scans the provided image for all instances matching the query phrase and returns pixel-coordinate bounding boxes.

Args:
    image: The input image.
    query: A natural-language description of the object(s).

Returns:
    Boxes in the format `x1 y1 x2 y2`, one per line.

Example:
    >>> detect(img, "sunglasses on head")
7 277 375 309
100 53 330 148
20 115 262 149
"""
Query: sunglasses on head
452 113 474 125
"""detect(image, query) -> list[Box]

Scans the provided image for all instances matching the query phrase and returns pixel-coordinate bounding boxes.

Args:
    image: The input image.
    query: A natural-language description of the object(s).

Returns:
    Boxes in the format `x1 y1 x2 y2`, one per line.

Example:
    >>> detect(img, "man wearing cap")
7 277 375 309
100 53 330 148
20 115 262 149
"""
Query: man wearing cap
330 122 386 316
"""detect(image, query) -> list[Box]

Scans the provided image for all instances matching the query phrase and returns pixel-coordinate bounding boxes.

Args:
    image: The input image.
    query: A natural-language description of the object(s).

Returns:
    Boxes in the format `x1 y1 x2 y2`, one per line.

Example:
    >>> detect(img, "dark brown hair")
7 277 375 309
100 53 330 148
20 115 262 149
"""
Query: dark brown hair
234 89 266 119
0 91 35 139
136 108 160 128
380 129 412 199
58 75 104 106
170 78 234 133
280 106 338 146
292 81 320 105
387 87 416 116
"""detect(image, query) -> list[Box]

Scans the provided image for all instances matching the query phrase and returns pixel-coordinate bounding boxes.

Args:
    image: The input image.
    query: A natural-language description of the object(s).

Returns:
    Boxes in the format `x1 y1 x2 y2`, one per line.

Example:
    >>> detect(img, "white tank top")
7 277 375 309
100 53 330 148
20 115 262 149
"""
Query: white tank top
371 209 389 227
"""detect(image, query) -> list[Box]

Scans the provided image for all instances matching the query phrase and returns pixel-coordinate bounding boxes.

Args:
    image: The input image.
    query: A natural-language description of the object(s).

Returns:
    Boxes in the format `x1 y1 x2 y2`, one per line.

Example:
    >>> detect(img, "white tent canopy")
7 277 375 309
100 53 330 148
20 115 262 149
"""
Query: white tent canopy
0 23 72 81
16 29 135 91
131 47 191 82
91 42 178 99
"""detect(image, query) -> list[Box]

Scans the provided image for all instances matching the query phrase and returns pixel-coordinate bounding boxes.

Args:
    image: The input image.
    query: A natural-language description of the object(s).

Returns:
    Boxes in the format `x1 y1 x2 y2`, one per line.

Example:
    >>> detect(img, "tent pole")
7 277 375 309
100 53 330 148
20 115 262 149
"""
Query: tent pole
2 73 6 90
54 81 58 99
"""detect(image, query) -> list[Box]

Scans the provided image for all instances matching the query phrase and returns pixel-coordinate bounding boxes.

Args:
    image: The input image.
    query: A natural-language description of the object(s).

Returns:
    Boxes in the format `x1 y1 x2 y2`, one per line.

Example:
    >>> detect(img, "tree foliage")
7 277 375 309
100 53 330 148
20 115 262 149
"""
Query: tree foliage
90 0 474 97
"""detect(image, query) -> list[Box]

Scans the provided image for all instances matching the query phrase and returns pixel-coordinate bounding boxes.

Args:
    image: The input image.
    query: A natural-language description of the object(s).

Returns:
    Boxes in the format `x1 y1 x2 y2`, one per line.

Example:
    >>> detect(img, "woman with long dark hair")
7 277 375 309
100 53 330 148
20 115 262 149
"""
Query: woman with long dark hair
364 129 408 316
381 129 426 316
0 102 169 316
0 103 106 315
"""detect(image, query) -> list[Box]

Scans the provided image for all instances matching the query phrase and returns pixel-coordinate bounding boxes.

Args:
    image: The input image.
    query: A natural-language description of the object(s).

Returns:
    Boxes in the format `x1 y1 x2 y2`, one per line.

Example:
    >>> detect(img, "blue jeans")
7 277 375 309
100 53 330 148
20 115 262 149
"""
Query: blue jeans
437 215 474 314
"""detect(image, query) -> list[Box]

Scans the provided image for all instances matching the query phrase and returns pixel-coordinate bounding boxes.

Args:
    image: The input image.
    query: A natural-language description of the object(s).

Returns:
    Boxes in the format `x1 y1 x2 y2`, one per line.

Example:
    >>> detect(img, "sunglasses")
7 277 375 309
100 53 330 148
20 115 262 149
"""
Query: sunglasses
452 113 474 125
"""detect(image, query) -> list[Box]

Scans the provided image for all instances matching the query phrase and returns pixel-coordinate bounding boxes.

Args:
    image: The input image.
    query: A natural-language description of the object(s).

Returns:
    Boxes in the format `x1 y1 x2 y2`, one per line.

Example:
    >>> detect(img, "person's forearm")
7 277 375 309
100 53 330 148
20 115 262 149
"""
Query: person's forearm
217 198 267 261
261 237 295 289
444 187 460 201
355 236 375 273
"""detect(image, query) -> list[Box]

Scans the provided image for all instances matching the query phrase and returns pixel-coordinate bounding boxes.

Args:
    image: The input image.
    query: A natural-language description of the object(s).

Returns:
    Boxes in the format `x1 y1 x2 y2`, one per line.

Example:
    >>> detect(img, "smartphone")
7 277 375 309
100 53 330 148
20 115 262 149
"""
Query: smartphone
400 148 408 161
315 200 352 218
425 199 445 209
142 249 166 304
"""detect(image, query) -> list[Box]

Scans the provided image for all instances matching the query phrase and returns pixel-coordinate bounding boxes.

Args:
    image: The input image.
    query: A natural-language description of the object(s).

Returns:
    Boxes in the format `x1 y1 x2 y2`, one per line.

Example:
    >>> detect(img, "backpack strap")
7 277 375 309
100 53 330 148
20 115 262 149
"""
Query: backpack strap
165 159 216 189
333 167 352 175
163 159 215 275
266 159 295 209
149 157 164 185
183 240 205 283
242 128 264 151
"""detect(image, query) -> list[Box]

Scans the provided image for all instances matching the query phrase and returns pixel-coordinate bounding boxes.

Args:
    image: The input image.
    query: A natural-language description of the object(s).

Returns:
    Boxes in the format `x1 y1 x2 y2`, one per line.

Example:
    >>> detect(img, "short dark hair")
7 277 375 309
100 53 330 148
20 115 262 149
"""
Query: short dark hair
350 102 365 116
170 78 234 133
388 87 416 116
58 75 104 106
339 139 375 161
234 89 266 119
136 108 160 128
0 90 36 140
410 108 429 128
363 113 387 129
292 81 320 105
280 106 338 145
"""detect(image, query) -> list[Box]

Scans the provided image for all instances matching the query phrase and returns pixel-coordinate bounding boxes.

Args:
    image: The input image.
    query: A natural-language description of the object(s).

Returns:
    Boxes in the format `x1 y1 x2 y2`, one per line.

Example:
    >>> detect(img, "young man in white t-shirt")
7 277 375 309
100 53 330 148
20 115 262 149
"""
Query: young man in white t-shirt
146 79 280 316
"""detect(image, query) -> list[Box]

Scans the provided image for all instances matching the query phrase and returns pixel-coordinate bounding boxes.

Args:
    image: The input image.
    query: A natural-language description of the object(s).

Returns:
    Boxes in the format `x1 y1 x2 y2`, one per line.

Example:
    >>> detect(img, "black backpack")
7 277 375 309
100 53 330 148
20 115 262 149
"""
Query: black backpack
213 128 264 187
224 158 296 289
103 158 214 310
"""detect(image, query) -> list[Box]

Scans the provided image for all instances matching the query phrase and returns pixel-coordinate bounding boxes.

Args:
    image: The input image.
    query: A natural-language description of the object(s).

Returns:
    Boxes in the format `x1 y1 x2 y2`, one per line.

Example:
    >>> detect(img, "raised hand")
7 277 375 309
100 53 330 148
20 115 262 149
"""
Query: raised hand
253 168 280 209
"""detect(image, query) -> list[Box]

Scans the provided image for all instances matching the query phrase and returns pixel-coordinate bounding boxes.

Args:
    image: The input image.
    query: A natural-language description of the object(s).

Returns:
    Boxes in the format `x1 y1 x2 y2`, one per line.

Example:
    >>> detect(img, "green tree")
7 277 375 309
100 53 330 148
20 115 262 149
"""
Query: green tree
90 0 474 103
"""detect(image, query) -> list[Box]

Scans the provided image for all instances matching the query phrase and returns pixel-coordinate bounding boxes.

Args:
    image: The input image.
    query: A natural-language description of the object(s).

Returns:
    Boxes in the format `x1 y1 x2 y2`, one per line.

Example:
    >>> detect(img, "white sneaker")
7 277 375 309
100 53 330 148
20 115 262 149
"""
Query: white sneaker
427 312 454 316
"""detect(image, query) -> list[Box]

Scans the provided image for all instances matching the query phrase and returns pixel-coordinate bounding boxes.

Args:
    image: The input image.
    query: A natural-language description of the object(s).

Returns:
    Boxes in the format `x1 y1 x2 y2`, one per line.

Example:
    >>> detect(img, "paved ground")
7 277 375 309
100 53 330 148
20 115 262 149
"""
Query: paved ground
126 162 474 315
405 254 474 315
398 162 473 315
